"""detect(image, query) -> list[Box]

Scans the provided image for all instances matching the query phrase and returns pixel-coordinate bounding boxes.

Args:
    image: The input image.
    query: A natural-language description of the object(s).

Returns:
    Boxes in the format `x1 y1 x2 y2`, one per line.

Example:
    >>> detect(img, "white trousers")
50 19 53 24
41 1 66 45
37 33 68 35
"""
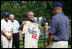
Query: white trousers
24 41 38 48
50 41 68 48
1 35 12 48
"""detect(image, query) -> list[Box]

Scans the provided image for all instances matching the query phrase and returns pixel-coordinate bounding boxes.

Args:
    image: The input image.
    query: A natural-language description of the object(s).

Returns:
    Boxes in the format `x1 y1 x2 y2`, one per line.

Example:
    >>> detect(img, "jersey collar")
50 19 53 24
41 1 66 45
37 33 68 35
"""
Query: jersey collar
57 12 64 14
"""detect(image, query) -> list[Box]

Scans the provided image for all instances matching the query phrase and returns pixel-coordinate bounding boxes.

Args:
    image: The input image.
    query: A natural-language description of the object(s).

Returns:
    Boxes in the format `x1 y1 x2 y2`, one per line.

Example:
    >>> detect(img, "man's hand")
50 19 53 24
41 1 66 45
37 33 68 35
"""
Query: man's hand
19 36 22 40
46 33 53 48
7 35 12 40
19 21 26 30
19 30 22 40
46 45 50 48
38 24 41 28
34 23 41 28
22 21 26 25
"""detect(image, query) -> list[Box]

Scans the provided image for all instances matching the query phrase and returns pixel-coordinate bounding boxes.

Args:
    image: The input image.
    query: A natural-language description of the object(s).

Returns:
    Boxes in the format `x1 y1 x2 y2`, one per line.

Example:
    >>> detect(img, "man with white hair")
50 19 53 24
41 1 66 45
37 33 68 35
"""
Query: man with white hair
9 14 21 48
19 11 41 48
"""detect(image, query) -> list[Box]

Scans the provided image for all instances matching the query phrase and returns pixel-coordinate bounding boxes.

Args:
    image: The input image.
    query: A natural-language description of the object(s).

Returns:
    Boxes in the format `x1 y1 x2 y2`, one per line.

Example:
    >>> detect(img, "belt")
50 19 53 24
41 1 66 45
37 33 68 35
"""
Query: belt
52 40 68 42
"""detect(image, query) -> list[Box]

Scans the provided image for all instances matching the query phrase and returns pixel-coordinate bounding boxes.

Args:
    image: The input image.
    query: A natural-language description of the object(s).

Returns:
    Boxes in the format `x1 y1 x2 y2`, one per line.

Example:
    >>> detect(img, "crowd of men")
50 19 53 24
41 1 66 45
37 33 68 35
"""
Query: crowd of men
1 2 70 48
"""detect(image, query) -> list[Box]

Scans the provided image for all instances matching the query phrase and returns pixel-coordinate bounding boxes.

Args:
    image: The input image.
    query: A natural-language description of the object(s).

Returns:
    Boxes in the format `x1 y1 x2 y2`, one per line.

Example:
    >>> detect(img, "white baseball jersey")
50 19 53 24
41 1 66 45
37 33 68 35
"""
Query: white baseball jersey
1 19 13 48
22 21 41 48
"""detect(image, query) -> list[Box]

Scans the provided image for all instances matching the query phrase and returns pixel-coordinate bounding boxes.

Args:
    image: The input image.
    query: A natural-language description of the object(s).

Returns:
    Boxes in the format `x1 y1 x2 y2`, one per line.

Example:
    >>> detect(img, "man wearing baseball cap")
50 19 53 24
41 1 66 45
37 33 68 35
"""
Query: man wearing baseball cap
1 12 13 48
46 2 70 48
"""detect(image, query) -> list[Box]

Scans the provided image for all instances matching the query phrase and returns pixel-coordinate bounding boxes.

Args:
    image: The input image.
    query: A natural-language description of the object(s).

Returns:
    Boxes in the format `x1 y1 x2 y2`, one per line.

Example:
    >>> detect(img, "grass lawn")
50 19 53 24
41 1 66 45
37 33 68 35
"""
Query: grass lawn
68 44 71 48
19 39 71 48
1 39 71 48
1 41 71 48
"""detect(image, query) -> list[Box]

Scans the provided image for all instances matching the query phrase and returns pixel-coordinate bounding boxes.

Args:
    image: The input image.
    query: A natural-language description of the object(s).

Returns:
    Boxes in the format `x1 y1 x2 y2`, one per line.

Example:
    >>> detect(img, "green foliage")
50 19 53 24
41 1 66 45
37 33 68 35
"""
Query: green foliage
1 1 71 22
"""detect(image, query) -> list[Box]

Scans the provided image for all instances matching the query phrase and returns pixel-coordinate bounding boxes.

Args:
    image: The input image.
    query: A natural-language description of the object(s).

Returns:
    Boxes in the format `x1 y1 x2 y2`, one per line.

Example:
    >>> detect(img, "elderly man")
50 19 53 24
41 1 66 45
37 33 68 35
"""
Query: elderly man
9 14 21 48
1 12 13 48
46 2 70 48
19 11 41 48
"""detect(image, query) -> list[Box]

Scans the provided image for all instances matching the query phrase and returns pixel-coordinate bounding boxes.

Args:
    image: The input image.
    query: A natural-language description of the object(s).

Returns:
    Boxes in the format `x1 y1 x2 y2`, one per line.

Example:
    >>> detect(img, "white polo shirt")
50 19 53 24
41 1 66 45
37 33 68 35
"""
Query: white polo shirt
12 20 20 34
22 21 41 48
1 19 13 36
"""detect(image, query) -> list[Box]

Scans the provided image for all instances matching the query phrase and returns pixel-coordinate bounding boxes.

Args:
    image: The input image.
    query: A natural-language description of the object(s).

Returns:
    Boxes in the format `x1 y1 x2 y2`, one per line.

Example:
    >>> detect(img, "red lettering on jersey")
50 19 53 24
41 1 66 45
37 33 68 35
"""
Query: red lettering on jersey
32 34 37 39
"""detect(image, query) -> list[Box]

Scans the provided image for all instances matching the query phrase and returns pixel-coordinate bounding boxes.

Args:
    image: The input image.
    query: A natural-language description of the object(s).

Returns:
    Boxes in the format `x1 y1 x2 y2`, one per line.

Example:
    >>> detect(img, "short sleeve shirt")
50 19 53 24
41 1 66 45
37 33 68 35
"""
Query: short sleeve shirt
48 12 69 41
1 19 13 36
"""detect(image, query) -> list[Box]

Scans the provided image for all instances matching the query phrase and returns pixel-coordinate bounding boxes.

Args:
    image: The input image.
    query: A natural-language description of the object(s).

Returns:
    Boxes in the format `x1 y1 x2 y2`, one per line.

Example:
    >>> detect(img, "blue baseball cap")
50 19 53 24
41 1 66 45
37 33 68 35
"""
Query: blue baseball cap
3 12 9 17
53 2 63 8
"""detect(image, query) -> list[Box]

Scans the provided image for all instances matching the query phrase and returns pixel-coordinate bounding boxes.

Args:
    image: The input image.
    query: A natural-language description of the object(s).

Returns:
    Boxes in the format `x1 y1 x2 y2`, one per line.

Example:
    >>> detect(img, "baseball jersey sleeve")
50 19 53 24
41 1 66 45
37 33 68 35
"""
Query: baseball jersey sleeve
38 27 41 36
22 21 28 34
9 20 13 29
34 23 41 35
16 20 20 29
37 24 41 35
22 25 26 34
1 23 4 30
48 16 57 35
1 21 4 30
